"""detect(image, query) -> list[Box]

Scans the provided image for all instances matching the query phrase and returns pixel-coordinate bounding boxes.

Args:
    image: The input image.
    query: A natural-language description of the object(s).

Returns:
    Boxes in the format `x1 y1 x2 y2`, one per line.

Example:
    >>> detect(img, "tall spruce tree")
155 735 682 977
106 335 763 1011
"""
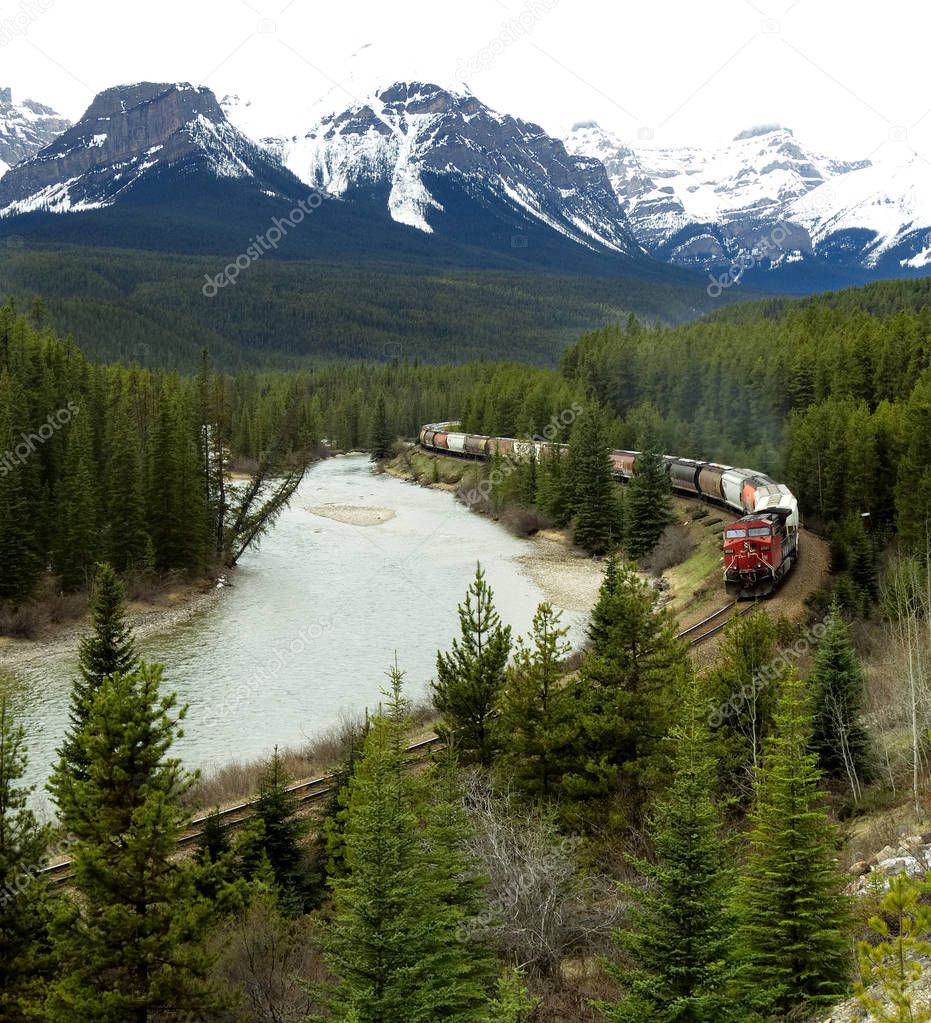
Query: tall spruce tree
238 747 316 913
433 563 512 766
369 393 394 461
569 405 621 555
322 666 493 1022
624 450 673 560
810 602 872 800
105 396 150 572
535 443 571 526
0 372 42 602
599 687 736 1023
56 562 138 789
496 602 576 800
55 409 98 591
147 390 210 573
734 675 851 1018
704 608 780 801
564 561 688 814
47 664 222 1022
0 700 55 1023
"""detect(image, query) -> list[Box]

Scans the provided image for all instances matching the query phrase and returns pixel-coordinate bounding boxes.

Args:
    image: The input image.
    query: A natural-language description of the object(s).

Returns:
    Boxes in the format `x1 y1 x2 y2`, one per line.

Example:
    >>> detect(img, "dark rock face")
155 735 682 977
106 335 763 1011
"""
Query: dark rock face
0 87 70 170
0 82 296 214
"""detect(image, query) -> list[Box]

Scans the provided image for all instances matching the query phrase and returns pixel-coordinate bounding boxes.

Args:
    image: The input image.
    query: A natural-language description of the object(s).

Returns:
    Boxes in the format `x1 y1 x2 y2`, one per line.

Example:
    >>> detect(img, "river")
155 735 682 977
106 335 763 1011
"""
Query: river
4 455 596 815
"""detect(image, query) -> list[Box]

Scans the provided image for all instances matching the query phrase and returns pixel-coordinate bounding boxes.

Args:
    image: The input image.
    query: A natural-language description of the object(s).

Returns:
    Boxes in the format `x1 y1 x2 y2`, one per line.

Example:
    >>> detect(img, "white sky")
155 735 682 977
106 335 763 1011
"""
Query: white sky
1 0 929 165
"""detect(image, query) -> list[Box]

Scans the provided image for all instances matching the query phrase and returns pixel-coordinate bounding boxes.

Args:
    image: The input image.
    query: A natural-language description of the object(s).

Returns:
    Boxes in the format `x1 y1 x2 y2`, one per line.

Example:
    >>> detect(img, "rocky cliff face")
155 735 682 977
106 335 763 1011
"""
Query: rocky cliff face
0 87 70 176
0 82 298 216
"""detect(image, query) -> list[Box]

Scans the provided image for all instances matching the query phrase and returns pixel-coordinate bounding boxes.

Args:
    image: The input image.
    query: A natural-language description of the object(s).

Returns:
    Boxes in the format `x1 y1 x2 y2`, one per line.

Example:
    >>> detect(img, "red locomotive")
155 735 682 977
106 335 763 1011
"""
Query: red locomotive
722 510 798 598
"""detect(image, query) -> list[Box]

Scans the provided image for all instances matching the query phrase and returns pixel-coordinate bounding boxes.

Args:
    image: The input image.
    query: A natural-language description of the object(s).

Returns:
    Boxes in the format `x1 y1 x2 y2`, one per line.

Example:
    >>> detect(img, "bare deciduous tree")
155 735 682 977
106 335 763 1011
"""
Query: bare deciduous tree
460 772 622 978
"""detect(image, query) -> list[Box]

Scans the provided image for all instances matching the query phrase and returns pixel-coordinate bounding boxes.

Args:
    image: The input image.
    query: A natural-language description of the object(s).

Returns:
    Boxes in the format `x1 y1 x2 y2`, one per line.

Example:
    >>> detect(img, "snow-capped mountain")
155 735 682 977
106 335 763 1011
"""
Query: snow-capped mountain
788 156 931 271
0 82 300 217
0 87 70 178
565 121 931 283
264 80 643 256
566 122 875 273
3 72 927 291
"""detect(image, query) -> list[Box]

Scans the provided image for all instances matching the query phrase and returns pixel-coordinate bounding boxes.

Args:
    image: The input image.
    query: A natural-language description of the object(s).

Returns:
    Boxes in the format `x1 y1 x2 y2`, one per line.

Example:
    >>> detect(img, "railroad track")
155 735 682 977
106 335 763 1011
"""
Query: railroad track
678 600 753 647
39 735 444 886
38 611 749 887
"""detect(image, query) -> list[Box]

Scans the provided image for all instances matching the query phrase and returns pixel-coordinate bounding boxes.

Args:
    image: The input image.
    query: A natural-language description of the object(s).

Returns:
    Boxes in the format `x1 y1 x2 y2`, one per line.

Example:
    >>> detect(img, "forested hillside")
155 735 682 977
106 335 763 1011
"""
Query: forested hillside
0 302 588 613
0 245 726 370
561 279 931 545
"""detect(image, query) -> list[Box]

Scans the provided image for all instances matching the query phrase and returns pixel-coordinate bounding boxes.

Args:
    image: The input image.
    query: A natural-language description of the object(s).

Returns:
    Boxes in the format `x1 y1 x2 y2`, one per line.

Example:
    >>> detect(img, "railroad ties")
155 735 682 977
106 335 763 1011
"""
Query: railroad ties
678 600 753 646
40 614 741 887
39 735 445 886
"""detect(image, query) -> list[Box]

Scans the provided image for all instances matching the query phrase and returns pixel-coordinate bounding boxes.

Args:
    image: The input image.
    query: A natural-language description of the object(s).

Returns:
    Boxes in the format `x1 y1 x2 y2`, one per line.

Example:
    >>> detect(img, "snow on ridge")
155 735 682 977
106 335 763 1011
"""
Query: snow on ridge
788 156 931 265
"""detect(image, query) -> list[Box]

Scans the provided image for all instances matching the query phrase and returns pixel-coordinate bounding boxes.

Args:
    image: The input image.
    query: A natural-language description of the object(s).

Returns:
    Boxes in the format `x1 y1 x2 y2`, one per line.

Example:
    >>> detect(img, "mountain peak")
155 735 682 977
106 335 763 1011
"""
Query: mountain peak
0 87 71 177
733 123 792 141
277 81 642 254
0 81 295 217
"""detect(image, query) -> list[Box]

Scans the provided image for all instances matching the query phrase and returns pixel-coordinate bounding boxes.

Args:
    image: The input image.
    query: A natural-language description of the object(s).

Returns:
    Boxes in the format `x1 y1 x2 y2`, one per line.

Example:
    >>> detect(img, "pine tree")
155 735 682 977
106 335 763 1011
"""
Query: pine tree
704 608 780 800
322 665 494 1022
569 405 621 554
496 602 576 799
599 687 736 1023
0 700 55 1023
624 450 673 560
198 806 231 865
855 873 931 1023
433 563 512 766
810 602 872 800
238 747 316 913
484 969 539 1022
0 372 42 603
895 372 931 551
105 396 150 572
47 664 223 1022
147 390 210 573
564 561 688 813
55 409 98 591
369 393 394 461
734 676 852 1018
56 562 138 789
535 443 571 526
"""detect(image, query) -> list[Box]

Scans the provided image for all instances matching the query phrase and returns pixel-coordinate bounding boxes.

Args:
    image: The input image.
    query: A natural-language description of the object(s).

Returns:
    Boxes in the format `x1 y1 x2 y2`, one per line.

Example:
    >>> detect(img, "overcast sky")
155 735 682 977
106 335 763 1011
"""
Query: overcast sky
2 0 928 164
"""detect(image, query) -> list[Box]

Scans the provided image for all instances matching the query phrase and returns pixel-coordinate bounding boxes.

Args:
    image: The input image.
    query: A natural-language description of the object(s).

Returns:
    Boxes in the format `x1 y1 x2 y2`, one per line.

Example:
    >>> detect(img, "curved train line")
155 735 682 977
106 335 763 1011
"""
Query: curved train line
418 421 801 598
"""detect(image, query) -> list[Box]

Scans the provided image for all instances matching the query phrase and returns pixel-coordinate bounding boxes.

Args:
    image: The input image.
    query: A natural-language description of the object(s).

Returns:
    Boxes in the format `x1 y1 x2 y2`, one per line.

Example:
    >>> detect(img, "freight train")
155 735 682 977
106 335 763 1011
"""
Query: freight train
418 422 799 598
